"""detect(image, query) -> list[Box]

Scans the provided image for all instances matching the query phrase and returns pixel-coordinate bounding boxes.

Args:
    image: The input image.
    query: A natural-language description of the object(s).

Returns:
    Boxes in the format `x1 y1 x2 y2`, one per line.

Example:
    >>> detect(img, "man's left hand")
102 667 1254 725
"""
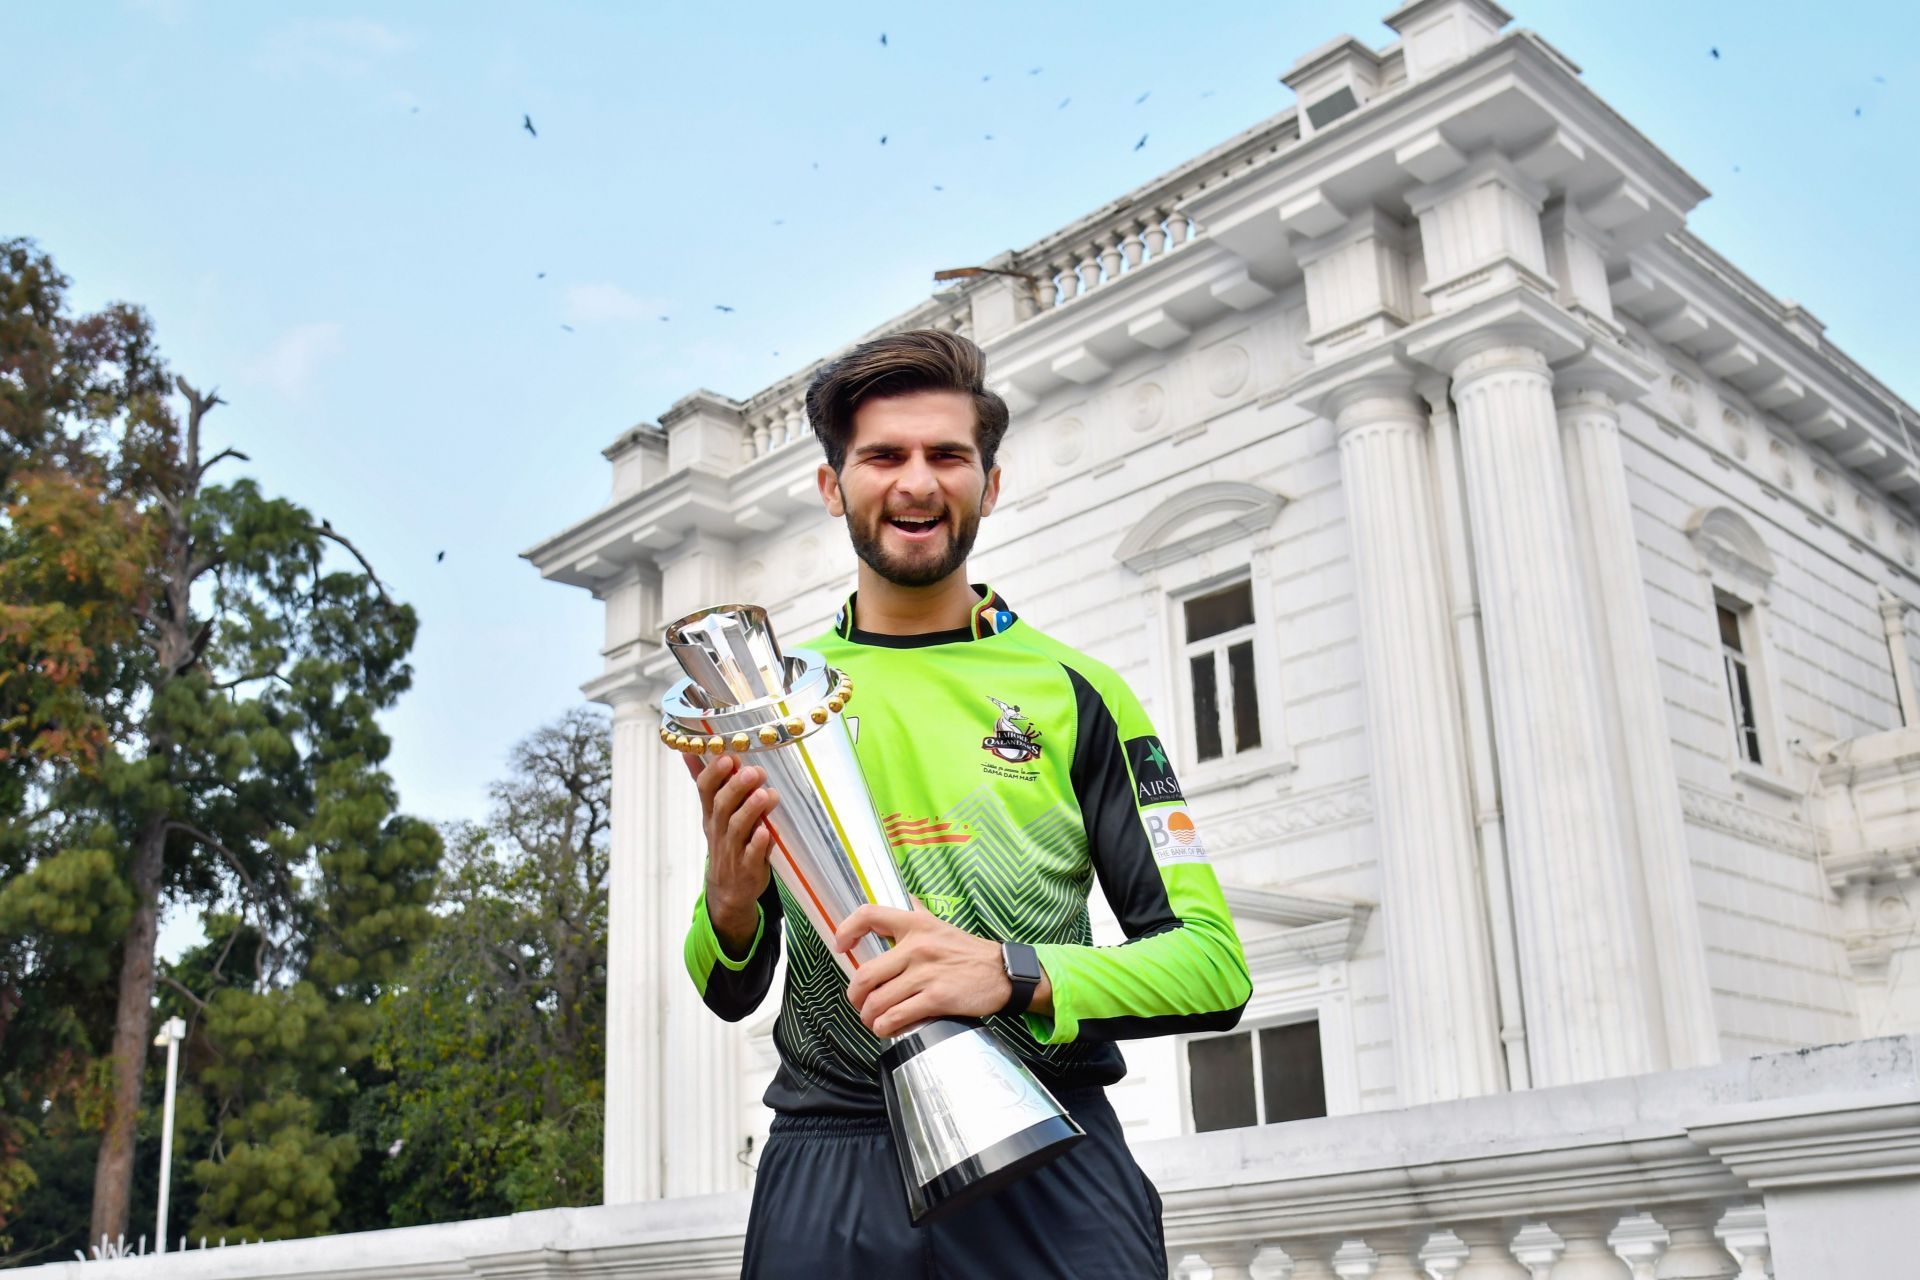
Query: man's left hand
834 904 1032 1038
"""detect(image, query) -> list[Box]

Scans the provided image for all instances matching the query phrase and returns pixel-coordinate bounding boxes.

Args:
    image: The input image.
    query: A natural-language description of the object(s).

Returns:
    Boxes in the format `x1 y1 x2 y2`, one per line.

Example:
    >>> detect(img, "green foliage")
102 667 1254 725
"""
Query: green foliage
0 238 441 1258
369 708 611 1224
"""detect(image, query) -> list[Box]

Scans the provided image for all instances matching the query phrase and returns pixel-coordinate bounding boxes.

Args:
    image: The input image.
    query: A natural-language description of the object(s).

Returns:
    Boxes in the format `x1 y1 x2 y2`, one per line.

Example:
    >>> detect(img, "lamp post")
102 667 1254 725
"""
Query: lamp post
152 1015 186 1255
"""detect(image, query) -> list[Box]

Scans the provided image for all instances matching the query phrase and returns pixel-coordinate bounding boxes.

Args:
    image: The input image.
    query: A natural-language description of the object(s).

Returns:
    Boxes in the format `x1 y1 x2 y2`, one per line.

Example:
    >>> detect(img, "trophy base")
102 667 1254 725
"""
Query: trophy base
879 1018 1086 1227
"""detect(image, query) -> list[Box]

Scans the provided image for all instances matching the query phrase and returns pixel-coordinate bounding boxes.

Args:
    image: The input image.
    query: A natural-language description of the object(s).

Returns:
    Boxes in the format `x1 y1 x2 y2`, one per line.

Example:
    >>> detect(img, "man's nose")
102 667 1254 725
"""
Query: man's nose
894 452 939 502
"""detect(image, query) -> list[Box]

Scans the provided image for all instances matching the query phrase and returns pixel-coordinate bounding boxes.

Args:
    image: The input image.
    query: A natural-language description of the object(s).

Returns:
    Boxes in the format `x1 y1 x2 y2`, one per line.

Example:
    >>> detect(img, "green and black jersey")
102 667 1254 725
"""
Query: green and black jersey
683 587 1252 1115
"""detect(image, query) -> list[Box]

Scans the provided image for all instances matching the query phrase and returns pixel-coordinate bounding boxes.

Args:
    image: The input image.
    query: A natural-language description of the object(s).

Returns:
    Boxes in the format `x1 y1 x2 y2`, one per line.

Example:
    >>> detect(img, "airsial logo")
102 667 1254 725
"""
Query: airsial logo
1126 735 1185 805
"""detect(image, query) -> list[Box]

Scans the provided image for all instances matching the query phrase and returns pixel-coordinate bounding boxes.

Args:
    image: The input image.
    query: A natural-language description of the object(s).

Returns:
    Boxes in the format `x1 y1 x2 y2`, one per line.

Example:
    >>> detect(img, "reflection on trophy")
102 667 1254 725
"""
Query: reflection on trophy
659 603 1085 1225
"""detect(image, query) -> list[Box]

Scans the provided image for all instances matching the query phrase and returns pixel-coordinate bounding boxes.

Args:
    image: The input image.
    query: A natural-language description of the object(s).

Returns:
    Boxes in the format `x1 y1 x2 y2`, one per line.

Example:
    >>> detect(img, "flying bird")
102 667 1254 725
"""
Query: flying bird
714 304 735 313
560 323 574 332
410 106 420 114
1135 90 1151 104
772 218 785 225
879 32 887 46
1134 133 1148 151
880 134 888 144
523 113 537 137
1855 107 1863 116
981 74 991 82
1028 67 1042 75
1200 89 1215 99
436 550 445 563
1058 97 1071 109
536 271 546 278
659 315 670 322
984 133 993 140
933 184 943 191
1709 47 1720 60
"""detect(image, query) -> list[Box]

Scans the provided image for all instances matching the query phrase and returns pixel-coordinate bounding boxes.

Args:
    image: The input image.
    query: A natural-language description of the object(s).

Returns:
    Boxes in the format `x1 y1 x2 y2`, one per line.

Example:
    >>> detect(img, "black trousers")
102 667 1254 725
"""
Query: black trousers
739 1086 1167 1279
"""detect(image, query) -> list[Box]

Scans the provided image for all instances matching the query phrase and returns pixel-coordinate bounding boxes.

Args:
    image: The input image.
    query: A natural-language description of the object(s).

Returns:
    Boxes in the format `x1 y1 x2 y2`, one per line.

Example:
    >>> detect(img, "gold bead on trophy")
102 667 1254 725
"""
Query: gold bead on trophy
810 706 828 725
784 717 804 737
758 726 780 746
826 696 843 714
730 733 750 753
705 736 725 754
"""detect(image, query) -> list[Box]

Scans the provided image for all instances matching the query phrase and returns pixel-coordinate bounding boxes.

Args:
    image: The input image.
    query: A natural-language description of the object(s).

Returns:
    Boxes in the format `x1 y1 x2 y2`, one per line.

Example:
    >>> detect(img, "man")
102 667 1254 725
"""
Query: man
683 328 1251 1277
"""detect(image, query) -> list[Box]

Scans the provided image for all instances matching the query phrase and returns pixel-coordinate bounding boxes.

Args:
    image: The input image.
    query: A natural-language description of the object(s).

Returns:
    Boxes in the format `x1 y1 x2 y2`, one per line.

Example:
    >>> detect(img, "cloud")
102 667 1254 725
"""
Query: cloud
244 323 344 395
257 18 409 79
564 282 669 327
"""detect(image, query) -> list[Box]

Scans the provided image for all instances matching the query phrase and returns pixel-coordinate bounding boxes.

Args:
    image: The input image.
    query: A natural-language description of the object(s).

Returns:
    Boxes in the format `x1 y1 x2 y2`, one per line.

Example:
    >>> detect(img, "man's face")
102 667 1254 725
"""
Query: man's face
817 389 1001 589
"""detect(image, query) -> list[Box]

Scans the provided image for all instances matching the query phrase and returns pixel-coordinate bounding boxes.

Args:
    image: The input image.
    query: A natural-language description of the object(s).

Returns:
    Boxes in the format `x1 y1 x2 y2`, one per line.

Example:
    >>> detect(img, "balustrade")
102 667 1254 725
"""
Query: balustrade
1167 1204 1758 1280
1027 207 1202 315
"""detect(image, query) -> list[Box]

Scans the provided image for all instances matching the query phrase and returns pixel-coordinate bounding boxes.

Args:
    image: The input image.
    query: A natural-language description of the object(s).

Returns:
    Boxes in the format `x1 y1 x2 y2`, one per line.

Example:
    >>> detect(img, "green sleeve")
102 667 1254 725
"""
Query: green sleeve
1024 663 1251 1044
683 876 783 1022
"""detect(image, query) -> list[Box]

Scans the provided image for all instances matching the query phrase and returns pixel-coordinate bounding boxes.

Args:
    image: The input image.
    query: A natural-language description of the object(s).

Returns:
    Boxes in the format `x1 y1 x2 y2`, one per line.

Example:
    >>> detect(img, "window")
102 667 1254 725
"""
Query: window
1187 1020 1326 1133
1718 596 1763 767
1182 580 1262 764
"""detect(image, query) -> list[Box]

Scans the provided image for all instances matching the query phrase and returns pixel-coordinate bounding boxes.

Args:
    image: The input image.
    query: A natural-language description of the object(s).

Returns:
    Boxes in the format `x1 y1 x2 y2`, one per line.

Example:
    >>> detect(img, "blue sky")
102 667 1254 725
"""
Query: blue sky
6 2 1914 952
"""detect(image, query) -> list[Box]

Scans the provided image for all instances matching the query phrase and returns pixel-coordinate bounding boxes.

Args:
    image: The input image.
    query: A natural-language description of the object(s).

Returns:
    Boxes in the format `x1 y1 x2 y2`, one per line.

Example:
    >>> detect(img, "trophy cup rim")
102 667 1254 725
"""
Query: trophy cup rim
661 601 774 646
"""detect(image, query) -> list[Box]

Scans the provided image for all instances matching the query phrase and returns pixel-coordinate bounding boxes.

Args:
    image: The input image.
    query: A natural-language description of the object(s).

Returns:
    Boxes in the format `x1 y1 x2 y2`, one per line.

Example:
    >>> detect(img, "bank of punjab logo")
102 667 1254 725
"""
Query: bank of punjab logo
982 696 1044 763
1144 807 1209 865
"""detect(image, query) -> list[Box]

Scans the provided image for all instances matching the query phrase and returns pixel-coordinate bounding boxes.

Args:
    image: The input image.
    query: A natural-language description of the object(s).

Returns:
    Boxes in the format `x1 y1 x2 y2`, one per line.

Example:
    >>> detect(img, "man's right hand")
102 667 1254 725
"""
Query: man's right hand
698 754 779 958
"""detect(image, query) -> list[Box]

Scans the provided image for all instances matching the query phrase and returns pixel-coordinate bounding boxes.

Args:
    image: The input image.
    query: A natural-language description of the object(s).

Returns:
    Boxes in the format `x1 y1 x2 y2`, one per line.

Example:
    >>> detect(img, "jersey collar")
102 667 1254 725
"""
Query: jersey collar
833 584 1019 648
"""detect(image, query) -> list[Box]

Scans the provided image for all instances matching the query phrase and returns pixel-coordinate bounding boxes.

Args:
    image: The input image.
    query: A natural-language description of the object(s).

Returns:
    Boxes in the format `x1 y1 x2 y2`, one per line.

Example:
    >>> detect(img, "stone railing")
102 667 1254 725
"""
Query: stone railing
32 1036 1919 1279
1019 206 1206 313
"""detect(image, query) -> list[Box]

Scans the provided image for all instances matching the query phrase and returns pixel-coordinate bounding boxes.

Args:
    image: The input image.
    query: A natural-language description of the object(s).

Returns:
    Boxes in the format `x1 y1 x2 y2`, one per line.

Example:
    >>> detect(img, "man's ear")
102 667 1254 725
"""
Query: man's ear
979 464 1002 518
817 463 844 517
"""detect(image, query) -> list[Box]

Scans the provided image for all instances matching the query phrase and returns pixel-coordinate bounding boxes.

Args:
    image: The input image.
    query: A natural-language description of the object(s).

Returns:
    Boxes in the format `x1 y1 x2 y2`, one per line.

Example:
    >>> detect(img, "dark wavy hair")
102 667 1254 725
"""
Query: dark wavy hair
805 329 1011 473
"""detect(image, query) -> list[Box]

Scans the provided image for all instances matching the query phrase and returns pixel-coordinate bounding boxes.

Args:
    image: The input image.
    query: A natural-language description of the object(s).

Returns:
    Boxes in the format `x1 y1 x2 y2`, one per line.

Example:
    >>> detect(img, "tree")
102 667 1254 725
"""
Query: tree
370 708 610 1224
1 237 170 1256
0 239 439 1252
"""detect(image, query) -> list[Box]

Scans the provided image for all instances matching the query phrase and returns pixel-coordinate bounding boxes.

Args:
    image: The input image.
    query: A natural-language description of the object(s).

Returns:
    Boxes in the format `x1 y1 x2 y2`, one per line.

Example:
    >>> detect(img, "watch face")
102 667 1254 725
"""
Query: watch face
1005 943 1043 984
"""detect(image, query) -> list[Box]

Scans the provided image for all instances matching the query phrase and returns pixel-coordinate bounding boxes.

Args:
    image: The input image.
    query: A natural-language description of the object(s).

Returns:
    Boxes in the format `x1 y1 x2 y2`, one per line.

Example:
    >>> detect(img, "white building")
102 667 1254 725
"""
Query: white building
41 3 1920 1277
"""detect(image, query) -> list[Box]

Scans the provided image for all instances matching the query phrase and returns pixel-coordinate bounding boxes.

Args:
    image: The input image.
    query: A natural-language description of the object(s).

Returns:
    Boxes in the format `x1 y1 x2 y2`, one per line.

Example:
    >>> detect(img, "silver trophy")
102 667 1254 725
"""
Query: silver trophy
660 603 1084 1225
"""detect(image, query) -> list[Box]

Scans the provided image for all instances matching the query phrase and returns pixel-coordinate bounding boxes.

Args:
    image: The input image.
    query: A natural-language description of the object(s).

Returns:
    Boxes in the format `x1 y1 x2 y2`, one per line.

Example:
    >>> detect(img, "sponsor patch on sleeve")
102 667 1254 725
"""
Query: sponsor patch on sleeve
1143 806 1209 865
1125 735 1186 807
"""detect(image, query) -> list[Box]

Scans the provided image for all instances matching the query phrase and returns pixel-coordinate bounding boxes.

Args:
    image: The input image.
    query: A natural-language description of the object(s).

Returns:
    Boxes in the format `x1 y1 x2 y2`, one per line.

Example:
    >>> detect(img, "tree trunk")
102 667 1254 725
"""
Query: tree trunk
88 814 166 1249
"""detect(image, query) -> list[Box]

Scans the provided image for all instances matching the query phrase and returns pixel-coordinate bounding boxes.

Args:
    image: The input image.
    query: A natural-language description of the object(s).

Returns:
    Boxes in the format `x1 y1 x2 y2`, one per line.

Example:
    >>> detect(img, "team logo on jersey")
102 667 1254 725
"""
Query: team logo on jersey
981 696 1043 763
1125 735 1185 806
1144 806 1209 865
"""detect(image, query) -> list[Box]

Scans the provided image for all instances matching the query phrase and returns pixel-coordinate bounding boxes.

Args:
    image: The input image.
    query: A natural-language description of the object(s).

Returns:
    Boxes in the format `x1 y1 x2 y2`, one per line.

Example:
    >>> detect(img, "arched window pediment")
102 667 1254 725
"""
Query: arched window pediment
1686 506 1776 586
1113 481 1287 574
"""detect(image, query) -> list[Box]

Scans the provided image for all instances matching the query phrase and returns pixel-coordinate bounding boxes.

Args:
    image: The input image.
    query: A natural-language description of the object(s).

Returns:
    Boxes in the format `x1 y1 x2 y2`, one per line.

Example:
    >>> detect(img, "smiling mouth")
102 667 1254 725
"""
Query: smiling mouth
886 514 946 537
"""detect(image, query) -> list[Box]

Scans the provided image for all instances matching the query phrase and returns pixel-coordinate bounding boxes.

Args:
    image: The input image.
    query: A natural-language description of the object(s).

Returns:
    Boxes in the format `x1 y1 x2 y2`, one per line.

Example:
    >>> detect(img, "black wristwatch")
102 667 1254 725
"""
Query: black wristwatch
1000 941 1043 1016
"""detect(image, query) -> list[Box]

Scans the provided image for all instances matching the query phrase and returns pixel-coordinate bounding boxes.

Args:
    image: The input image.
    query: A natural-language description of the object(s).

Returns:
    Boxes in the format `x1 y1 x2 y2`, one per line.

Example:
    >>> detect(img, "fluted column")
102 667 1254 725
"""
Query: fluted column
1447 342 1656 1086
1558 380 1720 1069
659 736 743 1195
603 686 665 1202
1329 367 1505 1103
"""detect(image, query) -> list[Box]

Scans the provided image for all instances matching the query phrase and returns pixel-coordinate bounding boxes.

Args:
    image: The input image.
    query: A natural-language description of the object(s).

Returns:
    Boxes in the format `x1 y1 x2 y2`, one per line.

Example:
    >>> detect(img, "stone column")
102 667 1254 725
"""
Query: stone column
1322 360 1505 1104
1557 377 1720 1069
659 739 743 1196
603 684 666 1203
1443 338 1657 1087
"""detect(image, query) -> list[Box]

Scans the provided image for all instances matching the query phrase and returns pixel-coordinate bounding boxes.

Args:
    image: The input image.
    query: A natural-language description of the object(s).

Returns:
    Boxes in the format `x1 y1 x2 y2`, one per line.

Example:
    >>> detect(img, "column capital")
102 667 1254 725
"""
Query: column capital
1404 284 1589 380
1293 349 1426 430
584 664 670 713
1556 334 1659 410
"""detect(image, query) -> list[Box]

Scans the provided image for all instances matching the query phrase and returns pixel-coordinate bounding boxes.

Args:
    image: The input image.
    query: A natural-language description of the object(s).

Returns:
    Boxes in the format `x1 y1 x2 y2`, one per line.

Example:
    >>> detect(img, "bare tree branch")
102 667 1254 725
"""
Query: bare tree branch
309 523 395 606
193 445 249 484
157 973 208 1012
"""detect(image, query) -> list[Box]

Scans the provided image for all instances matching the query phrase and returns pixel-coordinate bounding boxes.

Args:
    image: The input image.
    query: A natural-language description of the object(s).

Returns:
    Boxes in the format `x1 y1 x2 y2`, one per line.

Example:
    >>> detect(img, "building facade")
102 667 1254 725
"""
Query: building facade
43 3 1920 1277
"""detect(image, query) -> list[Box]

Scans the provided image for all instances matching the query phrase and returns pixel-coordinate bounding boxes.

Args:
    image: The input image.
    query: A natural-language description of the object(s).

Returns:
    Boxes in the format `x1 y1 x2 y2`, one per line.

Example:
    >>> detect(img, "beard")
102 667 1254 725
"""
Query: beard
845 501 984 588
